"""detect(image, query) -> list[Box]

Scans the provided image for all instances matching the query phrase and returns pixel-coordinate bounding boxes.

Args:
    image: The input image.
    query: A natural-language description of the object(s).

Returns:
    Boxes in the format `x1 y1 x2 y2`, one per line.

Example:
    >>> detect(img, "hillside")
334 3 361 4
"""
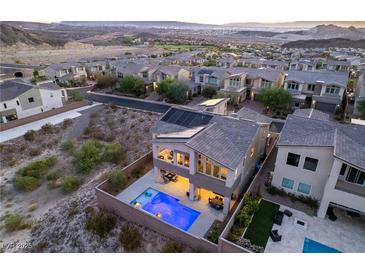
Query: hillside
282 38 365 49
0 24 45 46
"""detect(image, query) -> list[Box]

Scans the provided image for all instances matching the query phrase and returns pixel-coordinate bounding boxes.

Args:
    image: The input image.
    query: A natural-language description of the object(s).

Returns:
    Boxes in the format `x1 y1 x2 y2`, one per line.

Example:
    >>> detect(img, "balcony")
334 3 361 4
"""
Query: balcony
335 180 365 198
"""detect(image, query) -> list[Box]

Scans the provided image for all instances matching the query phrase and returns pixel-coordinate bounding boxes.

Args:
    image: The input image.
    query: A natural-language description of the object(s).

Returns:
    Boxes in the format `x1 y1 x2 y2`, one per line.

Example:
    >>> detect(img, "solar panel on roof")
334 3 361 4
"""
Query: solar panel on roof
161 108 212 128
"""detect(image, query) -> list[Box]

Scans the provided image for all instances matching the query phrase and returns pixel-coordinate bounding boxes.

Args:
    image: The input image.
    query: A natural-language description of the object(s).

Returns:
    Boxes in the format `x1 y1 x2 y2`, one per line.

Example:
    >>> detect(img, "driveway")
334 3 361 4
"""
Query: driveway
86 92 171 114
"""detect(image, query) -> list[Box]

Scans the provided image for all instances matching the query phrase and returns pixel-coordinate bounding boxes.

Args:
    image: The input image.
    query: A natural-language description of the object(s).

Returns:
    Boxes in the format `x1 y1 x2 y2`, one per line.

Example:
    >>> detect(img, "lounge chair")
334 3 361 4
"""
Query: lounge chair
273 211 284 225
270 229 282 242
284 209 293 217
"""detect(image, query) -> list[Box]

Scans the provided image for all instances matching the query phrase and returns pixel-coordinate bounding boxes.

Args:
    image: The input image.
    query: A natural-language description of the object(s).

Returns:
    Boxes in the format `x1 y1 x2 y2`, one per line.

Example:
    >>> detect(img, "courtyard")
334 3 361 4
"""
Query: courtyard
265 204 365 253
116 169 226 238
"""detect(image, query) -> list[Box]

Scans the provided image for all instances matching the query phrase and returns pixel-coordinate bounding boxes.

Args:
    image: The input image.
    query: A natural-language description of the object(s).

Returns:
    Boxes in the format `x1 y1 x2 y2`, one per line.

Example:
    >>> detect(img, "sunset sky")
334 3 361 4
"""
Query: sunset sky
3 0 365 24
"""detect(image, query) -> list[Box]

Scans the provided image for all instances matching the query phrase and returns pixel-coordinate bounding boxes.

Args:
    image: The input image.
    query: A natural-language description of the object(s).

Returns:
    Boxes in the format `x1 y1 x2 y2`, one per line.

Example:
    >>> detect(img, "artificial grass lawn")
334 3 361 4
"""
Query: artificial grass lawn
244 200 280 247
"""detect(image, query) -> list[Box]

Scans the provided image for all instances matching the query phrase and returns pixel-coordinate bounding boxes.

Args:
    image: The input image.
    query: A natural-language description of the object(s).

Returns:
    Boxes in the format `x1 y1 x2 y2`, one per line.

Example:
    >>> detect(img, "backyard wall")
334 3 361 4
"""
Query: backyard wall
95 152 218 252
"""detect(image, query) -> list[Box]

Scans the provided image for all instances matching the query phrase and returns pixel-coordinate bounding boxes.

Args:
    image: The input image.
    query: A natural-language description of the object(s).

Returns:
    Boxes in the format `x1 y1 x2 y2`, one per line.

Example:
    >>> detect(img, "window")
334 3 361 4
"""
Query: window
176 152 189 168
307 65 313 71
220 167 227 180
142 71 148 78
208 77 217 85
197 154 227 181
28 97 34 103
250 147 255 158
290 64 296 70
325 85 340 95
229 78 240 87
297 182 311 194
340 163 347 175
184 154 189 168
303 157 318 171
213 165 220 178
346 166 365 186
307 84 316 91
261 79 272 88
177 152 183 165
199 75 204 83
281 177 294 189
50 93 54 98
16 100 20 106
206 158 212 175
286 152 300 167
287 81 299 90
198 158 203 172
3 103 7 109
61 90 65 97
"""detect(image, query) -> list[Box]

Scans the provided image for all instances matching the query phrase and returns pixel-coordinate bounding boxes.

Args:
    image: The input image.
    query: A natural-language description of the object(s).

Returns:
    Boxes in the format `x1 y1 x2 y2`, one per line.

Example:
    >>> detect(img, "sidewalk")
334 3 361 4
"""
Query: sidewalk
0 103 101 143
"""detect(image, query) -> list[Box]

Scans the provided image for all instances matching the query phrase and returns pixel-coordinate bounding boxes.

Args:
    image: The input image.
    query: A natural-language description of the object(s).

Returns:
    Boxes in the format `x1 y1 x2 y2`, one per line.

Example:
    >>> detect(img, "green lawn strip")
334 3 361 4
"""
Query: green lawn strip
244 200 280 247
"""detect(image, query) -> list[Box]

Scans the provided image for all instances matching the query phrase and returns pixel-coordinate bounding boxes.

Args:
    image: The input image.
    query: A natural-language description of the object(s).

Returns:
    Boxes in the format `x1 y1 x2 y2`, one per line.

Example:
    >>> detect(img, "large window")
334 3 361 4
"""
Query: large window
287 81 299 90
281 177 294 189
229 77 240 87
157 147 174 164
325 85 341 95
197 154 227 181
307 84 316 91
346 167 365 186
303 157 318 172
286 152 300 167
177 152 189 168
199 75 204 83
28 97 34 103
261 79 272 88
208 77 217 85
298 182 311 195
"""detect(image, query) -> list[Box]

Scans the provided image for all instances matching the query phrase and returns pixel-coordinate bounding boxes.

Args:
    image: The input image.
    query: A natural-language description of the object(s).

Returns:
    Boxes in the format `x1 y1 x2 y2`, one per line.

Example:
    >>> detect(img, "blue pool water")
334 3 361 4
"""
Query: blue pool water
131 187 200 231
303 238 341 253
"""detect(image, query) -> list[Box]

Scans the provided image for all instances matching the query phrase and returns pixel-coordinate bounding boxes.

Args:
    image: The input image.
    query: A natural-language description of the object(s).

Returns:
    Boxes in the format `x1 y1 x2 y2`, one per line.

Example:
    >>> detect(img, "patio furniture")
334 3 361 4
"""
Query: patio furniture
273 211 284 225
165 172 177 181
326 206 337 221
209 197 224 210
284 209 293 217
270 229 282 242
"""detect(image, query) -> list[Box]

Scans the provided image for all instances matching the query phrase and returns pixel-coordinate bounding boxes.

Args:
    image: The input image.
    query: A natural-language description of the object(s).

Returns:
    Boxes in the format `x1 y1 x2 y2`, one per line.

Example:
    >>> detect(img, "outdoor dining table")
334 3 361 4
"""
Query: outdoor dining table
165 172 177 181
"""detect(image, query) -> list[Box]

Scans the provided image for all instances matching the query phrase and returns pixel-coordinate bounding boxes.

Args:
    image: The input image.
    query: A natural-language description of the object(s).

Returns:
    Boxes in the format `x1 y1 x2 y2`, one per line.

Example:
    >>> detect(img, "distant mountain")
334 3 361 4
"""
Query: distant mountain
226 21 365 29
60 21 221 29
235 24 365 41
282 38 365 49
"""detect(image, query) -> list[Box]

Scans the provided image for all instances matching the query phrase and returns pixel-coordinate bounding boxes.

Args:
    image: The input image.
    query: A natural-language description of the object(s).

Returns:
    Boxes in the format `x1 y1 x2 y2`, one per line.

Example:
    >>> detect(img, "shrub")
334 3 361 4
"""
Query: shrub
60 140 74 152
103 143 124 164
29 148 41 156
61 176 81 193
46 170 61 181
119 224 141 251
41 123 55 134
202 87 217 98
4 214 26 232
72 91 84 102
95 74 117 89
24 130 36 141
108 170 128 192
74 140 104 173
13 176 40 191
83 127 92 135
207 222 222 244
86 210 116 238
161 240 183 253
131 168 143 179
62 118 73 129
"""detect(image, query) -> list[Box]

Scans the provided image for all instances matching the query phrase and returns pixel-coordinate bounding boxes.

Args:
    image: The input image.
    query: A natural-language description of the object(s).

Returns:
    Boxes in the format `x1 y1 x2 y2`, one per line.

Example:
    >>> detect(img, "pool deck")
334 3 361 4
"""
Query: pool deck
116 169 222 238
265 204 365 253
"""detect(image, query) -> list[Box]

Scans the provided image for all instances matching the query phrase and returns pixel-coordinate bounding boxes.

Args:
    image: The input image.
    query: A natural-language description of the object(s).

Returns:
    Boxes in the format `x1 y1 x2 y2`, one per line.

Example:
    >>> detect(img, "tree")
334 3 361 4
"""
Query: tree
33 69 40 79
95 74 117 88
357 99 365 119
202 87 217 98
166 80 189 104
156 78 175 95
119 75 145 97
258 87 292 112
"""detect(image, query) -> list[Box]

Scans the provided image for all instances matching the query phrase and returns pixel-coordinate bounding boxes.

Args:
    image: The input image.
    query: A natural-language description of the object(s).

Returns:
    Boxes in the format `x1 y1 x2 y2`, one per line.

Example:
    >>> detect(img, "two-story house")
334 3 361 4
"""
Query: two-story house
289 60 317 72
217 73 247 104
43 62 87 84
271 109 365 218
284 70 349 112
194 67 229 93
151 106 270 215
152 65 190 83
0 79 67 123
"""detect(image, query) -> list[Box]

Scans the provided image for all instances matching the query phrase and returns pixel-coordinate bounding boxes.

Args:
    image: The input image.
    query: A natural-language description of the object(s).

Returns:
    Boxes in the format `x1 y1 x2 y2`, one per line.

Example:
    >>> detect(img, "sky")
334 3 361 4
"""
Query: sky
2 0 365 24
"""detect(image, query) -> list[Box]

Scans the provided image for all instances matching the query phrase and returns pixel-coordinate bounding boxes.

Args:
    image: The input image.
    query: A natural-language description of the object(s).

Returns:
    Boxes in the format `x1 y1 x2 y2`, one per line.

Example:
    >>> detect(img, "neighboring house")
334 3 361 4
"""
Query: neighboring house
151 106 269 215
218 73 247 104
194 67 229 92
84 61 107 79
231 67 285 101
194 98 229 115
320 60 351 72
0 79 67 123
152 65 190 83
289 60 317 71
241 58 288 70
284 70 348 112
353 71 365 117
271 110 365 218
43 62 87 84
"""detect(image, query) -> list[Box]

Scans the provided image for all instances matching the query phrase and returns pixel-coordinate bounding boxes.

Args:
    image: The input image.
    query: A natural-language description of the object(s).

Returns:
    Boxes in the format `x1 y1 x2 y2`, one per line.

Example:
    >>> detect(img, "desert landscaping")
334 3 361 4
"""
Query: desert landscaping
0 104 191 252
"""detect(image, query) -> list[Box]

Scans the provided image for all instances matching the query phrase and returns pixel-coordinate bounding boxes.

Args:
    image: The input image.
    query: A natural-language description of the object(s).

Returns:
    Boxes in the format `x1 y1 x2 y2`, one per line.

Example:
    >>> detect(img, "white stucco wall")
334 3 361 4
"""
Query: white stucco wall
271 146 334 200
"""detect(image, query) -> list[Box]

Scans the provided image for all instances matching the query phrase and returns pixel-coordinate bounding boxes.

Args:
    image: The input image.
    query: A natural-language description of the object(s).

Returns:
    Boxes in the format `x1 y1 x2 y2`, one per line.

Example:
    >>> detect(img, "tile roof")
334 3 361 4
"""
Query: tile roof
292 108 330 121
235 107 272 124
230 67 282 82
0 80 34 101
285 71 348 87
278 114 365 170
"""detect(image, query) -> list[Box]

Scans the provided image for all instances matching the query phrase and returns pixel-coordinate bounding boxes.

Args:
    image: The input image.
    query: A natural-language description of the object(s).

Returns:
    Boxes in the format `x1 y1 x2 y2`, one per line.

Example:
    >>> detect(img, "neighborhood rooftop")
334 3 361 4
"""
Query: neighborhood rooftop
285 70 349 87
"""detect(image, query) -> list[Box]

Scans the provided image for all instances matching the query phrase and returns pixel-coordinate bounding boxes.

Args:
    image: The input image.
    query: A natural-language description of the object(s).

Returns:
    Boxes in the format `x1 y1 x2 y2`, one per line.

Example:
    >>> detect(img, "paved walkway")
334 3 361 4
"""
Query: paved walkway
0 103 101 143
265 205 365 253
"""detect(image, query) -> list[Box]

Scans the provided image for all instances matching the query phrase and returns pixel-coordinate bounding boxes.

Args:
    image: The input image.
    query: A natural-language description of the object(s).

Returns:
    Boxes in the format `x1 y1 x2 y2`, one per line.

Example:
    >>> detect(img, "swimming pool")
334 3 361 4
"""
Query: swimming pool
130 187 200 231
303 238 341 253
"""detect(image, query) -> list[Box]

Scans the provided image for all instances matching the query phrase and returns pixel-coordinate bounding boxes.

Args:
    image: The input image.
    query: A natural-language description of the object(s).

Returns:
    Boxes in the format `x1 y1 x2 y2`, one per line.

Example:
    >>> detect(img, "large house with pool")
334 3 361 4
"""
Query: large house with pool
271 109 365 218
150 106 271 215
